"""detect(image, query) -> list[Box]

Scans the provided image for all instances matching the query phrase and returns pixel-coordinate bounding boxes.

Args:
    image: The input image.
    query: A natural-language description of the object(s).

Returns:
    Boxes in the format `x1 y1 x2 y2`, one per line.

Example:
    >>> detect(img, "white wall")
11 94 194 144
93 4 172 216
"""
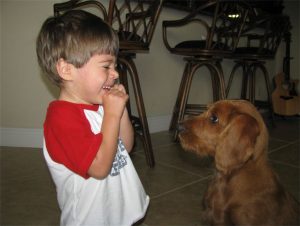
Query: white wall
0 0 299 147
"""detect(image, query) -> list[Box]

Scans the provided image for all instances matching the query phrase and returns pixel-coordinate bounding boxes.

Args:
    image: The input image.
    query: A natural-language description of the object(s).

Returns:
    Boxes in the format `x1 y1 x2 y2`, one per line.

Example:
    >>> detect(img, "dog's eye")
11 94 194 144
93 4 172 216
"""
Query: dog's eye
209 114 219 124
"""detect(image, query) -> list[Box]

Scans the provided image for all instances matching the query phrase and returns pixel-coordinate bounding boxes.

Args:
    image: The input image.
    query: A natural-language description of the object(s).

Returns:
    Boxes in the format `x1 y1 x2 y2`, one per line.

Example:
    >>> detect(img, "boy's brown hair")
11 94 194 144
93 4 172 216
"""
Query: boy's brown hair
36 10 119 86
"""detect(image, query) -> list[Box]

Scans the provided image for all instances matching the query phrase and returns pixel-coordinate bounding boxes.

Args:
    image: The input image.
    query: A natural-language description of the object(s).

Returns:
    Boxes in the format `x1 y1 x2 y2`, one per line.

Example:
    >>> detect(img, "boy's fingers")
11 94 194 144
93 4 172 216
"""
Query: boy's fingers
106 89 128 101
112 84 126 93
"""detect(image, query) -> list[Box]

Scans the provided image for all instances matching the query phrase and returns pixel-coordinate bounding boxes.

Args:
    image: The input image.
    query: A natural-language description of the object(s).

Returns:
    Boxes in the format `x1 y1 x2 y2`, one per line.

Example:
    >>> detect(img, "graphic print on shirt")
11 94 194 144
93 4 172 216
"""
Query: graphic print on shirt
84 107 128 177
110 139 128 176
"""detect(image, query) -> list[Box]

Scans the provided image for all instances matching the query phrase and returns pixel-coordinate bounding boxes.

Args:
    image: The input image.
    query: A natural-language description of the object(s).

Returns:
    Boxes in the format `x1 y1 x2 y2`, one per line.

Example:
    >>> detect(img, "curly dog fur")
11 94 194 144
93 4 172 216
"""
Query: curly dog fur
178 100 299 225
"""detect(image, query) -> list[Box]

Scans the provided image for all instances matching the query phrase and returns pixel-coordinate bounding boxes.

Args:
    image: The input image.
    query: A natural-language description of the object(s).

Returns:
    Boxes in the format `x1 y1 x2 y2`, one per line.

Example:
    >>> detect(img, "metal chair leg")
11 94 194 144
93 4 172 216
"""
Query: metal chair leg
169 63 190 131
118 62 132 117
173 58 226 141
173 61 194 140
226 61 243 98
228 59 275 126
253 62 275 126
118 55 155 168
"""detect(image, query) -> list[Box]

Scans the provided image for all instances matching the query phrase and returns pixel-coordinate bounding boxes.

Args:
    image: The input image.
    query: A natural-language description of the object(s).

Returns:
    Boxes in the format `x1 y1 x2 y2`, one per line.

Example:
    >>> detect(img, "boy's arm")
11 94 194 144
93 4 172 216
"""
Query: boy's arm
88 114 120 179
119 108 134 153
88 85 128 179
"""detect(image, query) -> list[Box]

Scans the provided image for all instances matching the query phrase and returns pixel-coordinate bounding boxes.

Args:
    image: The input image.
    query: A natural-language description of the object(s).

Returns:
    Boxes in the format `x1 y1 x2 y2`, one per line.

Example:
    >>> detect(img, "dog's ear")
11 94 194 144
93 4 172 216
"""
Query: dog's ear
215 113 260 175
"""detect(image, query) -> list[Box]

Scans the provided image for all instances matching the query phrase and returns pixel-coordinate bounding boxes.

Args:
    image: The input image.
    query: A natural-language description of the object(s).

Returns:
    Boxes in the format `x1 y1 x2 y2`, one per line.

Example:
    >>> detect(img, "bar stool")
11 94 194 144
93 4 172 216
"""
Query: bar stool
162 0 249 139
54 0 162 168
108 0 162 167
225 14 290 125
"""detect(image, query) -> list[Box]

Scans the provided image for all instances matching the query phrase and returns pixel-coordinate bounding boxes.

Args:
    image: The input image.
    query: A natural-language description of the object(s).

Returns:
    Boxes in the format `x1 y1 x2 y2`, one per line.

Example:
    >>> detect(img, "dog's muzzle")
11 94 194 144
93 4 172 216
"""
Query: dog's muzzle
177 122 186 133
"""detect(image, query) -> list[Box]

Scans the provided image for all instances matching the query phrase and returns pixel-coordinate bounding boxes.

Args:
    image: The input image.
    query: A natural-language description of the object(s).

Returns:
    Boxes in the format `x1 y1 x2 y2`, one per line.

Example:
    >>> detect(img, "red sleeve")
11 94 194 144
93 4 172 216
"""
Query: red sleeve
44 102 102 179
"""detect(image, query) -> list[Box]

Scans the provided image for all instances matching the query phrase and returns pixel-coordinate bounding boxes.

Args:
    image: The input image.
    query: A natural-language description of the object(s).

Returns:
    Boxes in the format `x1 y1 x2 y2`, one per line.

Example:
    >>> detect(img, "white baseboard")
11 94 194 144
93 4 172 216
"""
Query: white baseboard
0 115 171 148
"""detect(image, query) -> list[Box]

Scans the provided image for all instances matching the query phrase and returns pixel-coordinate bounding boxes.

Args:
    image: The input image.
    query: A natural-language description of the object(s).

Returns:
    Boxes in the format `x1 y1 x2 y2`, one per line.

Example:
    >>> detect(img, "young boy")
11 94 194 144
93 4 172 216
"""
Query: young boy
36 10 149 225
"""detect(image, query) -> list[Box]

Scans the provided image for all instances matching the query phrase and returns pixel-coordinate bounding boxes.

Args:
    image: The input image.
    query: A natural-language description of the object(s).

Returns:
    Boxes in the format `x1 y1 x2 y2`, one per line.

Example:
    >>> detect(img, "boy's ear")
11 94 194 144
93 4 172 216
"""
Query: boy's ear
56 58 73 81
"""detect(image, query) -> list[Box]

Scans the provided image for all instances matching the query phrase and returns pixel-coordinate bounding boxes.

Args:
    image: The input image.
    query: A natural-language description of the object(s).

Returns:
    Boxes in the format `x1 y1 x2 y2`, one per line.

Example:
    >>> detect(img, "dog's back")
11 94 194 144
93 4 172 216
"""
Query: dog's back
201 157 299 225
208 162 299 225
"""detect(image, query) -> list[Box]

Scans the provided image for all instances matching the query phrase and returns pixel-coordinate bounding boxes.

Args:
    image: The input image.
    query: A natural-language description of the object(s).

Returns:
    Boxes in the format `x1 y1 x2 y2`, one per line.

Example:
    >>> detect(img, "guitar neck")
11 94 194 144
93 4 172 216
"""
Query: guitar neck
283 32 292 81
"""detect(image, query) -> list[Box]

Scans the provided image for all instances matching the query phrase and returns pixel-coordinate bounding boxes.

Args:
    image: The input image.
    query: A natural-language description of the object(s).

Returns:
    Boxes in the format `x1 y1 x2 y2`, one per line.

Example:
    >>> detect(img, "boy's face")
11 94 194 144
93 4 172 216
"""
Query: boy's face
65 54 118 105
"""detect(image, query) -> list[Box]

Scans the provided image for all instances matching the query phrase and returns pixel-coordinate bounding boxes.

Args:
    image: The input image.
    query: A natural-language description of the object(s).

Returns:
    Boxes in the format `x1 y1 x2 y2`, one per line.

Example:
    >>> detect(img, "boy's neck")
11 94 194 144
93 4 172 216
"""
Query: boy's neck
59 89 87 105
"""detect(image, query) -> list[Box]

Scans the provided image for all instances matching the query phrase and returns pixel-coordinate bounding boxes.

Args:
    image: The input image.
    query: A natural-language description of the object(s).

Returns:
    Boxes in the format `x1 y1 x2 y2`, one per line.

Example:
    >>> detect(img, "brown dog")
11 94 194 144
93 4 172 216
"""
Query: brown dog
178 100 299 225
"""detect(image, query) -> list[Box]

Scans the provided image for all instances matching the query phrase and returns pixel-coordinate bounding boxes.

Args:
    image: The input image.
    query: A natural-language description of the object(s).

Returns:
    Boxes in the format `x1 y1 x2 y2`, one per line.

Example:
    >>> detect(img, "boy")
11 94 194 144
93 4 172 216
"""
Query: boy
36 10 149 225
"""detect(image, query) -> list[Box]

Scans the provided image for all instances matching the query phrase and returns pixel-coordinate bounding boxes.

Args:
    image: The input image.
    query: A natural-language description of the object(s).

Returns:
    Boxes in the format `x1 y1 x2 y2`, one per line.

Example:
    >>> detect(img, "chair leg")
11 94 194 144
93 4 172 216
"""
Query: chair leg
117 62 132 117
118 56 155 168
173 59 226 140
208 64 219 101
178 62 195 121
208 62 224 101
253 62 275 125
226 61 243 98
248 63 256 103
241 62 250 100
169 63 190 131
229 60 275 126
173 61 194 140
214 60 226 100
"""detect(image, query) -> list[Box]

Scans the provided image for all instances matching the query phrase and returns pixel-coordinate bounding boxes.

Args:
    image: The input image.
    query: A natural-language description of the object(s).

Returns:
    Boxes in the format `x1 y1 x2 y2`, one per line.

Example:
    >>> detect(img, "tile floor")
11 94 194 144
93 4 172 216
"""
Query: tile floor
1 116 299 226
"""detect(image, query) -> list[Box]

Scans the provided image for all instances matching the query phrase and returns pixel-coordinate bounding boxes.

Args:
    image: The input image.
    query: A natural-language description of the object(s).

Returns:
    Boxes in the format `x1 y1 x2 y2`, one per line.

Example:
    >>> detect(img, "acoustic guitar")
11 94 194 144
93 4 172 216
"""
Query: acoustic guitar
272 32 300 116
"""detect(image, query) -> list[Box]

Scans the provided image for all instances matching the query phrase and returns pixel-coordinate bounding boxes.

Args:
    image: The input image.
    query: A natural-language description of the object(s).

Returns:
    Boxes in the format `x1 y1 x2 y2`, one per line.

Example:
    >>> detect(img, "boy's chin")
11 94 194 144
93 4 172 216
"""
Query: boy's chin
93 99 103 105
85 97 103 105
95 96 104 105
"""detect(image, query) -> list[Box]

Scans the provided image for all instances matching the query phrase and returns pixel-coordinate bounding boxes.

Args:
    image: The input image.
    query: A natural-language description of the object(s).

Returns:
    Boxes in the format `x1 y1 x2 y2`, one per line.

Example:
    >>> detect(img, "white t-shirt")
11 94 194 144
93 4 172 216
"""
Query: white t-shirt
43 101 149 225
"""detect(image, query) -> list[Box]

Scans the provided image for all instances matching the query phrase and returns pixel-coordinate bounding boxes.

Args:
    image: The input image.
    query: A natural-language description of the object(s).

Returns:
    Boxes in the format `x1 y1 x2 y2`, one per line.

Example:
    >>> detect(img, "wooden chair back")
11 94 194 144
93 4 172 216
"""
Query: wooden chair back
234 14 291 59
162 0 250 57
54 0 162 52
54 0 108 20
107 0 162 52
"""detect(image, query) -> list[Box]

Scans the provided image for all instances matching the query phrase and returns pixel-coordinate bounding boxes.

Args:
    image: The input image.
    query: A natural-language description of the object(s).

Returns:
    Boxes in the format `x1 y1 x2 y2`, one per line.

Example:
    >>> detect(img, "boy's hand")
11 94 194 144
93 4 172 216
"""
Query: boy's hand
102 84 128 119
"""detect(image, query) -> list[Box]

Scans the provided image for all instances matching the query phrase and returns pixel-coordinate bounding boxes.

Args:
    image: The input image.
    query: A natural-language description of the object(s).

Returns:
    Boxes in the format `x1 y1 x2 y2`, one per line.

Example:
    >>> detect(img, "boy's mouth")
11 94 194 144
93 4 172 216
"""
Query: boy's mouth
102 85 112 91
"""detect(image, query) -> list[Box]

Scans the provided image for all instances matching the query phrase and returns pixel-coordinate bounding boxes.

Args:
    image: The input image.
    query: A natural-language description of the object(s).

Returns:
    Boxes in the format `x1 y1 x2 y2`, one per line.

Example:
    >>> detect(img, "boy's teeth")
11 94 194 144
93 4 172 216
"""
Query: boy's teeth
103 86 111 90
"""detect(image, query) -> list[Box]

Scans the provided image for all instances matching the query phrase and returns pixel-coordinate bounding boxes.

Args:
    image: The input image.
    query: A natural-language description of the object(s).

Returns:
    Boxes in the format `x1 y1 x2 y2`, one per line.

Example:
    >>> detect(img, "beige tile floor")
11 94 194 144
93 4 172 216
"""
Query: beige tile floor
1 116 299 226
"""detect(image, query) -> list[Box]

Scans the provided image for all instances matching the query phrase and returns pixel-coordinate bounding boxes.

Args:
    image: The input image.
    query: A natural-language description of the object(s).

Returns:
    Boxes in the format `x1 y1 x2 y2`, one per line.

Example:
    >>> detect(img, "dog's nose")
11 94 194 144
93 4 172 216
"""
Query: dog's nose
177 122 185 133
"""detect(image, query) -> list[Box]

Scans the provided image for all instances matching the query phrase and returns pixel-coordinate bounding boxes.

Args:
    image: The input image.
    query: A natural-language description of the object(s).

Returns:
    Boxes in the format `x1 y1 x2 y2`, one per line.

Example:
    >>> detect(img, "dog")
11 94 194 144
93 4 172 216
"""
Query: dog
178 100 299 225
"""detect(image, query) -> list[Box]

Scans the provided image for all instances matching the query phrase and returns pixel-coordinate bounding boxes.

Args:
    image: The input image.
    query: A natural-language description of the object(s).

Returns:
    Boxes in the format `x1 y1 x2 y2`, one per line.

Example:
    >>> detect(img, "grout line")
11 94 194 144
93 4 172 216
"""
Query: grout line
269 139 299 154
269 137 291 143
140 223 149 226
153 142 178 150
134 150 214 178
270 159 300 169
270 136 299 143
151 176 212 200
156 160 214 178
132 140 177 154
132 150 142 155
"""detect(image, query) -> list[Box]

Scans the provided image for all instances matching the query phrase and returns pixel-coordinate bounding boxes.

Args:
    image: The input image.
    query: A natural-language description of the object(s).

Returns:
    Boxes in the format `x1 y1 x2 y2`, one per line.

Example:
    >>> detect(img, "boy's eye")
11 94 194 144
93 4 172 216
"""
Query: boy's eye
102 64 117 69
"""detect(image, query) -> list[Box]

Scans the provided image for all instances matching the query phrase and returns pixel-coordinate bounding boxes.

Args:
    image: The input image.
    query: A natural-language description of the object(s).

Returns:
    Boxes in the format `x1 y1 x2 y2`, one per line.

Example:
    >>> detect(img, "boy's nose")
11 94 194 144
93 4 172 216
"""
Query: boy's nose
111 68 119 80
